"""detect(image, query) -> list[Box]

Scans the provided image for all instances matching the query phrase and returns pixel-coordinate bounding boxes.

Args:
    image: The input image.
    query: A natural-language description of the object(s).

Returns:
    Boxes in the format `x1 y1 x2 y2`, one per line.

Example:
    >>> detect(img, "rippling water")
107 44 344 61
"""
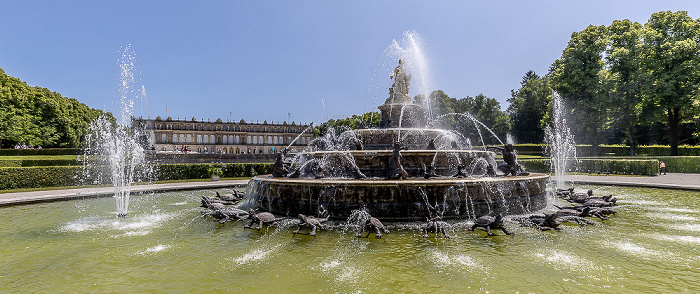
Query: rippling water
1 186 698 292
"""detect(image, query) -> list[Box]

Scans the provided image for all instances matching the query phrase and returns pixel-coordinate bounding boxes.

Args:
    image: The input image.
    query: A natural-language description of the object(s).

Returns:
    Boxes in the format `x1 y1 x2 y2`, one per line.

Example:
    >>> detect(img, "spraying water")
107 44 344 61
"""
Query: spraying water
390 31 433 122
544 91 577 190
82 45 152 217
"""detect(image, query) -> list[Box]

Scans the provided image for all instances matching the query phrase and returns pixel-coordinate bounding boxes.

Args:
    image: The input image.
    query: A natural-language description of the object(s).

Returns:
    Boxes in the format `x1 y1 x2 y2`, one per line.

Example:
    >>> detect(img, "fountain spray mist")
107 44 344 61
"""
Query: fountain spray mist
82 45 152 218
544 91 577 190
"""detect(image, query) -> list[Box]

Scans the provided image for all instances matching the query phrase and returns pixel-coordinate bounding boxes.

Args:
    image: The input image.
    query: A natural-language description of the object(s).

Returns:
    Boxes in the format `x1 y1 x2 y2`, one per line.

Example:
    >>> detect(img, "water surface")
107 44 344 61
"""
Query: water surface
1 186 698 292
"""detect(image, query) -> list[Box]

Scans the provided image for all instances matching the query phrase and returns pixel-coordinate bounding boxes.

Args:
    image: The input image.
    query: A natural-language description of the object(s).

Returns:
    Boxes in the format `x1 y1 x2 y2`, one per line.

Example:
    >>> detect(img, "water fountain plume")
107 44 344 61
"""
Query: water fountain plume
82 45 153 218
545 91 577 190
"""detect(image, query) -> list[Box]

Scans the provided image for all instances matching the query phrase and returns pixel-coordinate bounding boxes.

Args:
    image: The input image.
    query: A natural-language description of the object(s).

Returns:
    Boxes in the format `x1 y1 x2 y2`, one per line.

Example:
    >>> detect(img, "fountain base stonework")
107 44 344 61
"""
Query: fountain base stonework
247 174 548 221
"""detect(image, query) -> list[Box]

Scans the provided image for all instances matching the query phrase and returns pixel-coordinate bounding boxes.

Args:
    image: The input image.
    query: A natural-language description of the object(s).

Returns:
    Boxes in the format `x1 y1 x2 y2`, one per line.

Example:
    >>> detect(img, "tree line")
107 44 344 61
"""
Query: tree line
317 11 700 156
521 10 699 155
0 67 110 148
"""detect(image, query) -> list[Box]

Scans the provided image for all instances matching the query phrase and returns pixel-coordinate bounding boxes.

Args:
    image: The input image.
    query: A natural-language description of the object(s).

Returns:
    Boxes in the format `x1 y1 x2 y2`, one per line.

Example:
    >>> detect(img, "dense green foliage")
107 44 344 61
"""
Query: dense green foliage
547 11 700 155
507 71 550 143
521 158 660 176
0 68 111 148
0 163 273 190
0 166 84 190
652 157 700 173
415 90 510 145
513 144 700 157
0 148 82 156
0 155 84 167
313 112 380 137
156 163 271 181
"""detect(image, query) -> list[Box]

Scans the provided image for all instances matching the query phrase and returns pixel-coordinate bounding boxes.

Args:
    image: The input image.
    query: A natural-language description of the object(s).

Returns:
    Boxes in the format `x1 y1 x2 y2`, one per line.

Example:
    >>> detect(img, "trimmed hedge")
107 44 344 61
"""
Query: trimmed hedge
0 163 274 190
636 156 700 174
512 144 700 157
520 158 660 176
156 163 271 181
0 166 83 190
0 148 82 156
0 158 86 167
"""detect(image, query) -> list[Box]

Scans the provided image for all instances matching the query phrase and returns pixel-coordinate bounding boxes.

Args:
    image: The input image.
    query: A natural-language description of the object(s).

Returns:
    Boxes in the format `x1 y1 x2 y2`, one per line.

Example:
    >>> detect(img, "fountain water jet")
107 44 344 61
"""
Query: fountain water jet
545 91 577 190
81 45 153 218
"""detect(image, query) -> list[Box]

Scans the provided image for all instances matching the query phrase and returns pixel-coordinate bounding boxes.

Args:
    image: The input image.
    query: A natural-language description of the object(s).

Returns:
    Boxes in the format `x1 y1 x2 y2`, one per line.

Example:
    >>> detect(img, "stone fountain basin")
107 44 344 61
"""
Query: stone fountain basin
246 173 549 221
302 149 497 178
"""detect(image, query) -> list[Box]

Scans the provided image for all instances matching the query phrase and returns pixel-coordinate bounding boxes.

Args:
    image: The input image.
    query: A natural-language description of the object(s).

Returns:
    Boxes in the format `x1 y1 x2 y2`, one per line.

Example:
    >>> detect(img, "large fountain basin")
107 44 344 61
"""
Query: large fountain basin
246 173 548 220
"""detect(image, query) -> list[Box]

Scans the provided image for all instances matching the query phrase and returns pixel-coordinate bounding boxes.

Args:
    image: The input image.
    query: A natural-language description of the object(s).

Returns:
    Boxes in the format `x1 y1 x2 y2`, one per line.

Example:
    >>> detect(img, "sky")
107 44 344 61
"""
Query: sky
1 1 699 125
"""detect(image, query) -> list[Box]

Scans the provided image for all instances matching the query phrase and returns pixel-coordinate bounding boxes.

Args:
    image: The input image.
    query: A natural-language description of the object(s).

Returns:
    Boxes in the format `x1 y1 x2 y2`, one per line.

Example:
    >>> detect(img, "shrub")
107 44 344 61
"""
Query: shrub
0 166 82 190
513 144 700 157
0 148 82 156
520 158 659 176
652 156 700 173
155 163 272 181
0 163 274 190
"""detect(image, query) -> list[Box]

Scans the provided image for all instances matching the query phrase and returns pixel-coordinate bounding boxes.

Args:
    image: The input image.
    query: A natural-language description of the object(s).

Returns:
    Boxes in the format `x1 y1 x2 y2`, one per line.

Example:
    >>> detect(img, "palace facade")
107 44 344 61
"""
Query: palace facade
132 116 313 155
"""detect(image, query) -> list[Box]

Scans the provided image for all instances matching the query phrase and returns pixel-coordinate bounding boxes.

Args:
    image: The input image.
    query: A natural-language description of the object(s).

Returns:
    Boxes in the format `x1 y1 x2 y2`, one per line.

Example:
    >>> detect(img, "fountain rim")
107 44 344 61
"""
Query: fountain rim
300 149 495 156
251 173 549 186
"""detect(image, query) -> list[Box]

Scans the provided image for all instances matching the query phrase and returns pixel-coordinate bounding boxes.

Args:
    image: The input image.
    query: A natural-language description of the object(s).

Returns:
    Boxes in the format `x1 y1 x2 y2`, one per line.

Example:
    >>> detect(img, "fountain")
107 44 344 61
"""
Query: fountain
545 90 577 190
81 45 152 217
2 33 699 293
244 57 549 220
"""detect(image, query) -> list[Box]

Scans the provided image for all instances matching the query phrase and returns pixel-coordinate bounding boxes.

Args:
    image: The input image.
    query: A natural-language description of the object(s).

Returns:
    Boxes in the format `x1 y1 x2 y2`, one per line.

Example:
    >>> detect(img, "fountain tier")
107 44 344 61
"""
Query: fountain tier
248 174 548 221
302 149 496 178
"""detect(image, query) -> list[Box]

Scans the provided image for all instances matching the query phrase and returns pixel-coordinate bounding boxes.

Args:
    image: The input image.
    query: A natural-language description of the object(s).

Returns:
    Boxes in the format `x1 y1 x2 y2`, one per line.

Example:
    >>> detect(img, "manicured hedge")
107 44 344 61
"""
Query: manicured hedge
0 163 274 190
0 166 83 190
512 144 700 157
638 156 700 173
0 158 86 167
0 148 82 156
156 163 272 181
520 158 660 176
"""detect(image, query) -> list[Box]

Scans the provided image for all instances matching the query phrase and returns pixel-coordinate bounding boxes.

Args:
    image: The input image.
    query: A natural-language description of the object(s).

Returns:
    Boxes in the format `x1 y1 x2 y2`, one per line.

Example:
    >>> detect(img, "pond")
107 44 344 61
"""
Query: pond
1 186 698 292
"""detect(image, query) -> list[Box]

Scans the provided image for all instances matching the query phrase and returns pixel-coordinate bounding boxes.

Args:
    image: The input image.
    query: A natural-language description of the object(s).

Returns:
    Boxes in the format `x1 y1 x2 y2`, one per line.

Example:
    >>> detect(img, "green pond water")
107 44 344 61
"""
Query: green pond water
1 186 699 293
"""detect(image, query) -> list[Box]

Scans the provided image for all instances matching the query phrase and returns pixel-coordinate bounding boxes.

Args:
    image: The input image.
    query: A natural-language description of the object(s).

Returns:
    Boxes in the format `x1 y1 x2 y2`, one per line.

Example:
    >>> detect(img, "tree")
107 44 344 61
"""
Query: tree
606 19 647 155
416 90 510 145
550 25 610 155
507 71 550 143
313 112 380 137
0 67 109 148
641 11 700 155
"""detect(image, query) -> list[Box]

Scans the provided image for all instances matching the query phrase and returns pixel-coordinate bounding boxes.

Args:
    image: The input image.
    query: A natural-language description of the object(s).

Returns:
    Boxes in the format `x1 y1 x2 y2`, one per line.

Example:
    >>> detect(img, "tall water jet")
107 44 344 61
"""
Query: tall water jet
544 91 577 190
82 45 152 217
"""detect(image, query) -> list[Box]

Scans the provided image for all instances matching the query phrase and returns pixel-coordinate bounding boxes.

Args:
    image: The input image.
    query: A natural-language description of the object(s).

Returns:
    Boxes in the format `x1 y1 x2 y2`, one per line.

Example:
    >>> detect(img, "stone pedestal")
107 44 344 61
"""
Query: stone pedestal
378 103 426 129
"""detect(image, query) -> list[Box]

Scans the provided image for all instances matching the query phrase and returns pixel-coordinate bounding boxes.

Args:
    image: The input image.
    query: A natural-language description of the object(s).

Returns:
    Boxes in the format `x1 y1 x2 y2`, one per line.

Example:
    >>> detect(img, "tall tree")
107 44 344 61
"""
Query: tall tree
507 71 550 143
641 11 700 155
0 68 108 148
416 90 510 145
550 25 609 155
606 19 647 155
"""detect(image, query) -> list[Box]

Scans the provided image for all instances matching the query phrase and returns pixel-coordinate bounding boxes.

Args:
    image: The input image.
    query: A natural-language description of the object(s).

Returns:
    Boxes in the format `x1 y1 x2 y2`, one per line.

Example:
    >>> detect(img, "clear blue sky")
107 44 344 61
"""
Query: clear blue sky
1 1 699 125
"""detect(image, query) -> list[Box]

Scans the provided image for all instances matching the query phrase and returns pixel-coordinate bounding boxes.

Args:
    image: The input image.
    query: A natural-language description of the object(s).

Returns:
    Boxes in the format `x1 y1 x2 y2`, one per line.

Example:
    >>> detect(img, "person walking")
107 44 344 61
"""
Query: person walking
660 161 666 175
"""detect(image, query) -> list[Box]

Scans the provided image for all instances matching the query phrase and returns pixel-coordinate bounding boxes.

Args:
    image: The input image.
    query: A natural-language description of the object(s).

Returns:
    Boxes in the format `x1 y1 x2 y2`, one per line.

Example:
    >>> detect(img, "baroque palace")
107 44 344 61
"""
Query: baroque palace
132 116 313 155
